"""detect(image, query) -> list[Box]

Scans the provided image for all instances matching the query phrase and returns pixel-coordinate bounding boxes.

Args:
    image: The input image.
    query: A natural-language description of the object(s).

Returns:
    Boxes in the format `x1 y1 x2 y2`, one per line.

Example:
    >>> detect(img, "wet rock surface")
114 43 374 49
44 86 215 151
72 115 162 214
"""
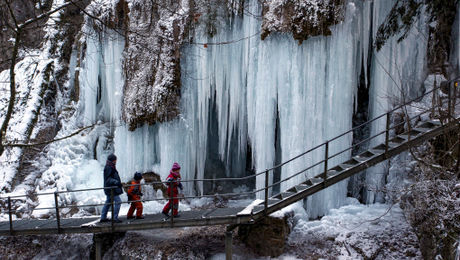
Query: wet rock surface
237 215 291 257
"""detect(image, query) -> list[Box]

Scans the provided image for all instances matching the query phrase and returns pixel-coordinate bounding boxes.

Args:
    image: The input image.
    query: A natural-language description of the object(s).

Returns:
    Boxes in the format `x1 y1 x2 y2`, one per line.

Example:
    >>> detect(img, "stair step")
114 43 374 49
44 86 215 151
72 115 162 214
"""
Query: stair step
370 148 384 154
389 136 406 144
287 183 310 193
280 192 295 199
353 154 371 162
266 199 281 206
373 143 388 151
356 151 376 159
411 128 423 134
273 193 283 200
327 170 340 177
400 129 423 138
305 177 323 186
426 120 441 127
343 158 360 165
387 141 400 148
413 127 430 133
339 163 355 169
294 184 309 191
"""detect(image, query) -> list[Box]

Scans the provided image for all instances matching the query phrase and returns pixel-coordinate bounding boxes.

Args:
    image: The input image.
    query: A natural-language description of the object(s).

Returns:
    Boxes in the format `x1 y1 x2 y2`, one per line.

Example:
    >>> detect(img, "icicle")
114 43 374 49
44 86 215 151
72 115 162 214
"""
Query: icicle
364 0 428 203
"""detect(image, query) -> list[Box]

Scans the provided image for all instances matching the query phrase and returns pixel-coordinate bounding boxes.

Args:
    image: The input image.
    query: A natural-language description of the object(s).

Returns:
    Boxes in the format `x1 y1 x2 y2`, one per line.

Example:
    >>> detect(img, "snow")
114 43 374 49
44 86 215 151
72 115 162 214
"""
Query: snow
237 199 264 215
0 50 54 192
286 203 420 259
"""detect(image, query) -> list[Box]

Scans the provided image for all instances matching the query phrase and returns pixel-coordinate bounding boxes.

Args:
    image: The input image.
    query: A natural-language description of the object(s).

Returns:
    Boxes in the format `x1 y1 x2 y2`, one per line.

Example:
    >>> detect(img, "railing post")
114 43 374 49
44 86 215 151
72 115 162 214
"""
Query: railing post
110 188 114 230
264 170 269 214
385 112 390 154
323 141 329 187
448 81 452 122
8 196 13 235
432 77 436 119
453 81 457 118
170 181 174 225
225 229 233 260
54 192 61 234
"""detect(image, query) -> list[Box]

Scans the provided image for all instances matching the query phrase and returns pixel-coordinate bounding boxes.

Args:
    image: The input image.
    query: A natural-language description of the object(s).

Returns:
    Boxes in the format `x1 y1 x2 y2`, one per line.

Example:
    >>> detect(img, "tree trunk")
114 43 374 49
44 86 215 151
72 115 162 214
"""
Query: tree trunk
0 29 20 156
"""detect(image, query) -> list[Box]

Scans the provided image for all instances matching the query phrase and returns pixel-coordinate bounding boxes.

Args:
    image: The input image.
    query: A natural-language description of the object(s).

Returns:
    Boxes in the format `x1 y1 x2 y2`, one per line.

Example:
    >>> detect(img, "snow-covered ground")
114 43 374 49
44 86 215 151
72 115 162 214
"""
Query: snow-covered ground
282 201 420 259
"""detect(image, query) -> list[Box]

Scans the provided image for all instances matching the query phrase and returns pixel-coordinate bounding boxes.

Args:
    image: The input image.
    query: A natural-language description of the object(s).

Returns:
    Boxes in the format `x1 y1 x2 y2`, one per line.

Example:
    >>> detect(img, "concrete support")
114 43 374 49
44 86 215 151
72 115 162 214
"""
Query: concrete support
225 230 233 260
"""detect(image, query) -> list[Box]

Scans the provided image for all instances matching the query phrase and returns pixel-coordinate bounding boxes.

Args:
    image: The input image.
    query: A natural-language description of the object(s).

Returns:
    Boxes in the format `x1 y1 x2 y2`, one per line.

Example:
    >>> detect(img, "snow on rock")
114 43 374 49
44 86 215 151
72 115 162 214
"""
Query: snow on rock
283 203 421 259
122 0 191 129
261 0 345 43
0 51 54 192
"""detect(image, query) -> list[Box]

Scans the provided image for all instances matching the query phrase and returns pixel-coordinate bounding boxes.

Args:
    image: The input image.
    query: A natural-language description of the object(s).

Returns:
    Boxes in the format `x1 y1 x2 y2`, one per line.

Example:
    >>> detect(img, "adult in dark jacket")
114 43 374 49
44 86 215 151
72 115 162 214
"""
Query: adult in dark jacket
100 154 123 223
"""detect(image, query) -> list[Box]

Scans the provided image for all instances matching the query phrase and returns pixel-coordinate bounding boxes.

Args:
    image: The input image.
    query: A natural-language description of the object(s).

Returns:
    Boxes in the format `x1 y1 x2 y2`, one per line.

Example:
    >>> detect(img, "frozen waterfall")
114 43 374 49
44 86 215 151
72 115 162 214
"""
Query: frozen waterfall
45 0 432 219
114 0 362 218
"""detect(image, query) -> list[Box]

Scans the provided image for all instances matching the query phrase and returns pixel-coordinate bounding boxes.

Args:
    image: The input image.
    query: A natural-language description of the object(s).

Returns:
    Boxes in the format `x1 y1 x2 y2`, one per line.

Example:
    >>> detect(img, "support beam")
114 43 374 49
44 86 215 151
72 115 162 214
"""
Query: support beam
95 237 102 260
225 228 233 260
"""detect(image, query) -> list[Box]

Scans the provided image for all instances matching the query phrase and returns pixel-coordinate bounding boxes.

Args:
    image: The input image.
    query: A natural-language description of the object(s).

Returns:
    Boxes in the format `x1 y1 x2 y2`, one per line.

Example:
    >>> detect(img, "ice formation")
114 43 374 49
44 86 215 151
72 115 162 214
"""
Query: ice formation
0 0 439 219
364 0 428 203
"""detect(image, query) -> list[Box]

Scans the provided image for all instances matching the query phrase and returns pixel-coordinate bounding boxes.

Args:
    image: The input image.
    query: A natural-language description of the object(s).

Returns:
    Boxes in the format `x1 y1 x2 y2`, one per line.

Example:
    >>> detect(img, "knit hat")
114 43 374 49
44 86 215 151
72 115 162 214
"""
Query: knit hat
171 162 181 171
134 172 142 181
107 154 117 162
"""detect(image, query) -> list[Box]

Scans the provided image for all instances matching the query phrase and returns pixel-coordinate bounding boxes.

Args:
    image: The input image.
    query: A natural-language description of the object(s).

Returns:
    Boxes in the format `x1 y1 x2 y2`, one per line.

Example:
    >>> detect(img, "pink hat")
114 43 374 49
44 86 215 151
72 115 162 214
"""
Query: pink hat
171 162 181 171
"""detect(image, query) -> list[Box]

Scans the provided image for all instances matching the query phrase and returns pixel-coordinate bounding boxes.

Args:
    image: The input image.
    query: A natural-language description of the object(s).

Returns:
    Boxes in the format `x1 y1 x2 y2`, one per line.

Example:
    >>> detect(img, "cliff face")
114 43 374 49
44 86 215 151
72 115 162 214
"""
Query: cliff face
374 0 458 75
261 0 345 44
122 0 191 130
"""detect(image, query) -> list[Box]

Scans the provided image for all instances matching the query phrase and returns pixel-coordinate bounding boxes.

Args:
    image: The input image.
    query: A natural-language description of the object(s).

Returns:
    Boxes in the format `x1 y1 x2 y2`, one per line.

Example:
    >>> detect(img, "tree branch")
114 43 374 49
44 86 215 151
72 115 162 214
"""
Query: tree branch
4 124 98 148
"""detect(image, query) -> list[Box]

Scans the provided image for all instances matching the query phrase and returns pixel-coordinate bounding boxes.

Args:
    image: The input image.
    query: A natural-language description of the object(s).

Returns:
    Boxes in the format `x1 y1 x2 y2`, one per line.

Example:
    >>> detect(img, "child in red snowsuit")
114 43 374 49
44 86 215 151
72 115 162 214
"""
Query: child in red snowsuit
162 162 183 217
127 172 144 219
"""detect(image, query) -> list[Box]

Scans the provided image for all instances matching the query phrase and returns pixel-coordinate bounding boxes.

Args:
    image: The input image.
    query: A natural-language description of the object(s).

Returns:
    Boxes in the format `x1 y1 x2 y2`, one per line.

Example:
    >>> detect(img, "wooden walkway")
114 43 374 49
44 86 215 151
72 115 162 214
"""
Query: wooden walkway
0 207 249 236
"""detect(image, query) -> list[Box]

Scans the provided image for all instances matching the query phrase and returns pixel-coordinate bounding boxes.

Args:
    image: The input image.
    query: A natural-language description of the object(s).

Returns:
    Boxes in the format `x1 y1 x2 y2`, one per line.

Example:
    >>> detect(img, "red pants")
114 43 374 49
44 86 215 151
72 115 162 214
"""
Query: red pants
163 199 179 216
127 201 143 218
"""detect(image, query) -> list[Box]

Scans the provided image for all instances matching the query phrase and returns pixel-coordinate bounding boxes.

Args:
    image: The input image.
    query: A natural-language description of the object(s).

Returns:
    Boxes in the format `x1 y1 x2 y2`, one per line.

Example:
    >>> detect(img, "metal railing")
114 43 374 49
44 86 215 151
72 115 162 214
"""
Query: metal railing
0 79 458 234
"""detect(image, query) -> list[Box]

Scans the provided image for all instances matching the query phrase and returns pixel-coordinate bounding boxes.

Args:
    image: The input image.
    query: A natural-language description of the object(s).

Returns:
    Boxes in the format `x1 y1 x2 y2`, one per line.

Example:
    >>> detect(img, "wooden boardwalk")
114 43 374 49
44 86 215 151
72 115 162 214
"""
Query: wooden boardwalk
0 207 249 236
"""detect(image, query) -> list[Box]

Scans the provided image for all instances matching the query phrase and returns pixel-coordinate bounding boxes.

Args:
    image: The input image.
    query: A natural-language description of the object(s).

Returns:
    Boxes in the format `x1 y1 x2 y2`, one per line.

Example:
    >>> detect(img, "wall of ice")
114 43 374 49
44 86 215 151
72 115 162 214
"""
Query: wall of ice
364 1 428 203
110 0 363 218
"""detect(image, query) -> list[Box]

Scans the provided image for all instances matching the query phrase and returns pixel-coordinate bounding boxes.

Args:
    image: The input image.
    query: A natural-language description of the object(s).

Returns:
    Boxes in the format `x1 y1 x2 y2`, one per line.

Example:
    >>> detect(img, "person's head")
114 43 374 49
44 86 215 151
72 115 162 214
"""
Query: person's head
171 162 181 172
107 154 117 163
134 172 142 181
